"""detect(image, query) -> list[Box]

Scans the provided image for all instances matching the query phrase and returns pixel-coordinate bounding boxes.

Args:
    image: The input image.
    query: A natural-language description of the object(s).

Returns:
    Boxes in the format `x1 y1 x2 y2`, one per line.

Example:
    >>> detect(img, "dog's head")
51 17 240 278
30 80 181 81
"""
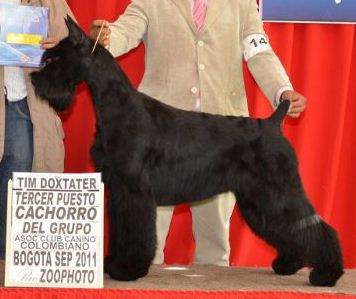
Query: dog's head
31 16 94 111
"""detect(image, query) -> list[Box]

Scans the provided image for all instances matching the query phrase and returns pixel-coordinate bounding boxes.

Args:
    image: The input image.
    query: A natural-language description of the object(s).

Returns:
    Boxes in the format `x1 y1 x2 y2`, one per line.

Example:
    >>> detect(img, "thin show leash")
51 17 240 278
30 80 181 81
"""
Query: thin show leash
91 21 107 54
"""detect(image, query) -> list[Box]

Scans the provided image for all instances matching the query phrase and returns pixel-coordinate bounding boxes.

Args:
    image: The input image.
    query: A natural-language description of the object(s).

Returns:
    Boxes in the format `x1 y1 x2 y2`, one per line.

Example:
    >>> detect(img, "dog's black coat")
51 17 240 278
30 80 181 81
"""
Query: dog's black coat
31 17 344 286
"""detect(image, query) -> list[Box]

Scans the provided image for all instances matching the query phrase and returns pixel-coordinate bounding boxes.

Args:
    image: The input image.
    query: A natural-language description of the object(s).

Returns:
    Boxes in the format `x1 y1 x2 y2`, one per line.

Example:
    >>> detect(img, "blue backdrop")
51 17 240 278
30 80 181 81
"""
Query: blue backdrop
261 0 356 23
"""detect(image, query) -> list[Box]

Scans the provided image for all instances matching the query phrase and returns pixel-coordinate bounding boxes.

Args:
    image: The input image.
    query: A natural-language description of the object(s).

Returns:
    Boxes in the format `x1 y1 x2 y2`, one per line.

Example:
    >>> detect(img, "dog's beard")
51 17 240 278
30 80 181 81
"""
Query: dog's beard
42 87 75 111
31 72 75 111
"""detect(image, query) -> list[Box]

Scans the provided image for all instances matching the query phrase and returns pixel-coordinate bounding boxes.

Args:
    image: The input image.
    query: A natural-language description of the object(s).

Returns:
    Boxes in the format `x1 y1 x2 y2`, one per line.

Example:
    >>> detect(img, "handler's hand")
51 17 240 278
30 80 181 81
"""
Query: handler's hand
90 20 111 47
40 37 60 49
281 90 307 118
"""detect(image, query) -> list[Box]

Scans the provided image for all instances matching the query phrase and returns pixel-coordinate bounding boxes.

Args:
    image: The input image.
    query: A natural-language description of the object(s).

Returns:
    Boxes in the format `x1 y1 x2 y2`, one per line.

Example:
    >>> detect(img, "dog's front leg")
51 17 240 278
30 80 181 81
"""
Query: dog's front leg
105 184 157 281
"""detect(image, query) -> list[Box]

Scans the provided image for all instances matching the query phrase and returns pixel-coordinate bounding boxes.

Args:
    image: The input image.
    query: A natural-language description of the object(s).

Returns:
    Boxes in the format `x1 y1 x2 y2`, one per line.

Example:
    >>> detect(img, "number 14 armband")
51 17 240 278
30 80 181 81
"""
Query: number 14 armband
243 33 272 61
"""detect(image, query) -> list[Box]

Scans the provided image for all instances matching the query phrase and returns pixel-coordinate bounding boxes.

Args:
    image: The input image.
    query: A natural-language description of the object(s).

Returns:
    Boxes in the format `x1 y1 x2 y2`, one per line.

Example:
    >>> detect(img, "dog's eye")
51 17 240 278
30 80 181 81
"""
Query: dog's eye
44 57 53 66
41 56 60 69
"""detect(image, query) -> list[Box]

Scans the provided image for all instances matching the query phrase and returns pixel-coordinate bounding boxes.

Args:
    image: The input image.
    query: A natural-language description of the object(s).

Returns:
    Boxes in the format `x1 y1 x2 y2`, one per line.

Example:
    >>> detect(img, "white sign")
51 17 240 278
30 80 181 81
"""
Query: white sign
5 172 104 288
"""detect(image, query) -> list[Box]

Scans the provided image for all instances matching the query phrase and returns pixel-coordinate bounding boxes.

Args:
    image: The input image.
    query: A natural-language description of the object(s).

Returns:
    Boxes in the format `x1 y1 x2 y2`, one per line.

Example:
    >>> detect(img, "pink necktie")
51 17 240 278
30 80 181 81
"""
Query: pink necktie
193 0 207 32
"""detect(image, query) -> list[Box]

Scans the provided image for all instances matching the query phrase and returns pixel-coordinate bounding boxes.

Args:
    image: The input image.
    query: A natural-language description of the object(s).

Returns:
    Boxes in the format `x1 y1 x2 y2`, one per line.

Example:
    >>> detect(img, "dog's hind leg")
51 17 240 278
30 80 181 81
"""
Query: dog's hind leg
236 198 304 276
275 216 344 286
105 184 157 281
299 220 344 286
237 194 344 286
271 246 304 276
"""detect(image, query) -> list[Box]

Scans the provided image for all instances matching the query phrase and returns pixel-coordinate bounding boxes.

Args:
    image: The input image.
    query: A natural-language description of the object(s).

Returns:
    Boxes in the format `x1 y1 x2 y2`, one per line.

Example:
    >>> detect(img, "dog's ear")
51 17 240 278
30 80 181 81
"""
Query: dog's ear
65 15 85 46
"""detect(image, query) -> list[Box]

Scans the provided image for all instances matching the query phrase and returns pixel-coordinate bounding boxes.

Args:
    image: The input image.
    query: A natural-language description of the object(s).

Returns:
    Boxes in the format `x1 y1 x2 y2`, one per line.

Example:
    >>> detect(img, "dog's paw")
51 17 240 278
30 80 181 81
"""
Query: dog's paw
107 268 142 281
272 257 303 275
104 258 149 281
309 268 344 287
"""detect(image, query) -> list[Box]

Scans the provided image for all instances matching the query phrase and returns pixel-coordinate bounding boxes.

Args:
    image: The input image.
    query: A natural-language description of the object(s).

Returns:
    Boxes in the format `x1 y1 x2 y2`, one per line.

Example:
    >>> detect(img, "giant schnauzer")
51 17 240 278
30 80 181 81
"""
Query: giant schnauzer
31 17 344 286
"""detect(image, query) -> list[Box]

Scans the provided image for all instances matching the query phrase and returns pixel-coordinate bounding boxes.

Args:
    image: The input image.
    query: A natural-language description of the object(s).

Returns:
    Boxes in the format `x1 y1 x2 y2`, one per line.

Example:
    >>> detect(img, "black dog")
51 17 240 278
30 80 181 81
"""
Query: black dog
31 17 344 286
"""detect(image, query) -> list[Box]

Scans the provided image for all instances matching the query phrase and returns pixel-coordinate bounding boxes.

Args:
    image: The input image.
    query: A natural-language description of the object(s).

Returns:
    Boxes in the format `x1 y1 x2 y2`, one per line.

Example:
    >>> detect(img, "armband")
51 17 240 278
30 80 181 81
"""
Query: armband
243 34 272 61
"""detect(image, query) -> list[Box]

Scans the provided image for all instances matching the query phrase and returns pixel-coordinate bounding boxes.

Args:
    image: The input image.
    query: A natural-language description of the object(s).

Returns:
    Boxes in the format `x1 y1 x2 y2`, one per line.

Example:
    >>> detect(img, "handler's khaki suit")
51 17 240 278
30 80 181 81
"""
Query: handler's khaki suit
108 0 293 265
0 0 74 172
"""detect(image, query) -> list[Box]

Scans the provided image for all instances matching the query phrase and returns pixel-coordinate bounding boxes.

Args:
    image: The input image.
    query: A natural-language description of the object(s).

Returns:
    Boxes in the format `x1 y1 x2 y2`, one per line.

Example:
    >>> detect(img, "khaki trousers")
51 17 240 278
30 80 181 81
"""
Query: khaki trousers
154 192 236 266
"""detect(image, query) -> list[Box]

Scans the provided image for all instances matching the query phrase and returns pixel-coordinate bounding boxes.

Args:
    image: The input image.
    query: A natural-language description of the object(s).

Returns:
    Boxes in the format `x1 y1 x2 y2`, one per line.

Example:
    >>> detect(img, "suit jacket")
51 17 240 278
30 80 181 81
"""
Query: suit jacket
108 0 292 116
0 0 74 172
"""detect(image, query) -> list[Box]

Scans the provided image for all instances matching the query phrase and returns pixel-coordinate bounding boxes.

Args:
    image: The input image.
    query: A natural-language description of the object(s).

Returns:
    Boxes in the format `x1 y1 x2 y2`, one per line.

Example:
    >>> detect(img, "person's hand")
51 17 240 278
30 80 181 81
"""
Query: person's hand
40 37 60 49
281 90 307 118
90 20 111 47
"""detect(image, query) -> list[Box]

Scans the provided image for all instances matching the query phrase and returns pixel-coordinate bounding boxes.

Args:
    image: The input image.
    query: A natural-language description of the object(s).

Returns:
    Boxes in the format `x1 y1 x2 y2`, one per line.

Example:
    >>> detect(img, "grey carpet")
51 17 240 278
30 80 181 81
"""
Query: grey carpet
1 262 355 294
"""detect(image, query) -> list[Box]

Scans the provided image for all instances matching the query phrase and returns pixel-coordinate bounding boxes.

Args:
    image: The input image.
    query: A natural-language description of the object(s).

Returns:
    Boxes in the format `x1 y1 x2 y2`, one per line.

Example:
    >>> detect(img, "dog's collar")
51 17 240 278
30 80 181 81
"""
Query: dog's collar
295 214 321 230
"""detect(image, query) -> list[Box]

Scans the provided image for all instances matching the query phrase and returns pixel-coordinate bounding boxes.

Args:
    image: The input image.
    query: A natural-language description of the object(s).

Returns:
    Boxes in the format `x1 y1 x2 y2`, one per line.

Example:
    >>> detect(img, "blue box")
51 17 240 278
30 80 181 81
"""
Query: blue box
0 3 48 68
260 0 356 24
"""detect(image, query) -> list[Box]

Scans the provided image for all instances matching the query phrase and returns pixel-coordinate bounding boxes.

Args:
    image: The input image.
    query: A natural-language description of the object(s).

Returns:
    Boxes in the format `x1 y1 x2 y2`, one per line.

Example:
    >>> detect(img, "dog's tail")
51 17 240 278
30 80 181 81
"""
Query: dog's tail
268 100 290 125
